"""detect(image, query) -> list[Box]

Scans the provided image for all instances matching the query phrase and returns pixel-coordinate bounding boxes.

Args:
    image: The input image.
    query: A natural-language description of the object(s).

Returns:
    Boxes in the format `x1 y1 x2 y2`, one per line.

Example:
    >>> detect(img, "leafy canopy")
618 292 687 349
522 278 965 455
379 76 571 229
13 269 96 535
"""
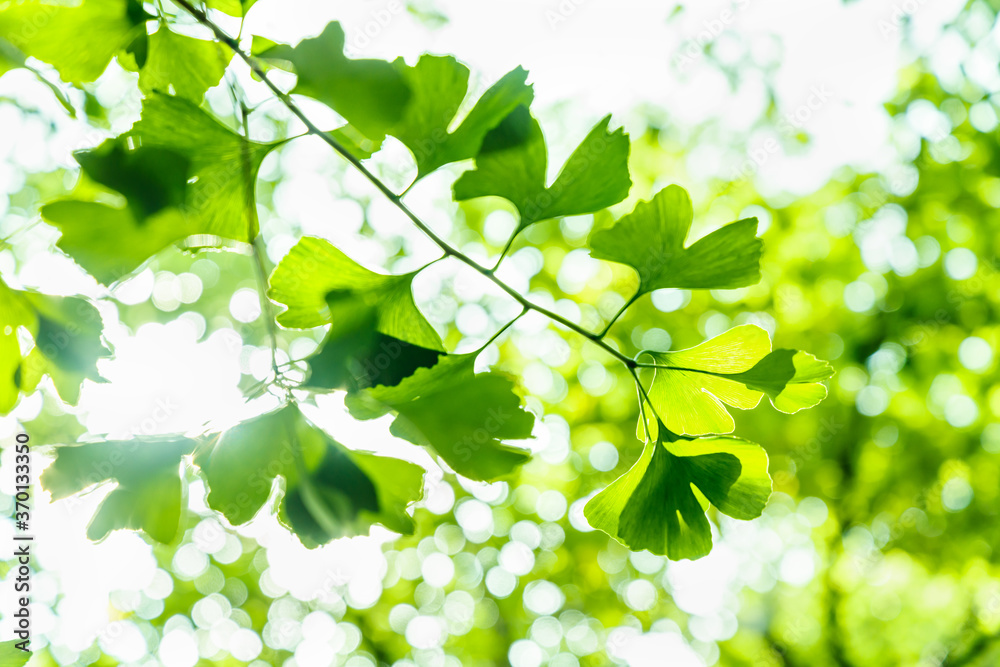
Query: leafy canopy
0 4 832 561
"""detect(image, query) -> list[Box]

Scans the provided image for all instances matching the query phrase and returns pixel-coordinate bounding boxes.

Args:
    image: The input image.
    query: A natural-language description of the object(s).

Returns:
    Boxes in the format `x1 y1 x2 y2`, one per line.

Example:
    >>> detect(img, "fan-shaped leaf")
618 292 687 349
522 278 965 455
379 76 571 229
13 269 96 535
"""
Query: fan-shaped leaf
346 354 534 481
644 324 832 436
589 184 761 295
453 105 631 232
585 427 771 560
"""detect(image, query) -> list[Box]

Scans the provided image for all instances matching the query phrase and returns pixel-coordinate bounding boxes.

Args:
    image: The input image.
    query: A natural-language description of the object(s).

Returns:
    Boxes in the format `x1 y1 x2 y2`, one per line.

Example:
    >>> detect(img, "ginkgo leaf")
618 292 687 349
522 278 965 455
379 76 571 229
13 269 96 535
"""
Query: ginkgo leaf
0 0 151 84
41 201 192 284
140 27 231 102
43 96 280 282
72 140 192 221
268 236 443 350
589 184 762 295
0 279 109 413
258 22 410 140
128 94 279 241
585 427 771 561
346 354 534 481
453 105 631 232
202 403 423 543
389 56 533 179
17 291 110 405
41 438 195 543
305 305 442 392
644 324 833 436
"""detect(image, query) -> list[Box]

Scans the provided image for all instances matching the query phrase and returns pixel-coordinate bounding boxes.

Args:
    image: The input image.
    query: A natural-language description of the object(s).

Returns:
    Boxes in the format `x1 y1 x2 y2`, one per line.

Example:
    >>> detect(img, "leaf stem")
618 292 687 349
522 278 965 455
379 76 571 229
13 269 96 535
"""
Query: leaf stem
477 306 528 352
172 0 637 371
598 291 639 338
233 90 282 383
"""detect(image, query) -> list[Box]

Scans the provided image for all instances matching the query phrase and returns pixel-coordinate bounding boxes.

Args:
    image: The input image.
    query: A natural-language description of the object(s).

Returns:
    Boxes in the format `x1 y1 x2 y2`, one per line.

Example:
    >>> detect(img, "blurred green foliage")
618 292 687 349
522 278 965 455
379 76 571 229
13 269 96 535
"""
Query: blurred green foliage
1 0 999 666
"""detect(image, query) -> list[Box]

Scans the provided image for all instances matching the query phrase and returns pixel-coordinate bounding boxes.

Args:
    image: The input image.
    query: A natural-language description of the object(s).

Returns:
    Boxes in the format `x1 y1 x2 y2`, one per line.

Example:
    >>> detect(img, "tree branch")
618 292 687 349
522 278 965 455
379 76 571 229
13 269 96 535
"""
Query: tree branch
171 0 638 370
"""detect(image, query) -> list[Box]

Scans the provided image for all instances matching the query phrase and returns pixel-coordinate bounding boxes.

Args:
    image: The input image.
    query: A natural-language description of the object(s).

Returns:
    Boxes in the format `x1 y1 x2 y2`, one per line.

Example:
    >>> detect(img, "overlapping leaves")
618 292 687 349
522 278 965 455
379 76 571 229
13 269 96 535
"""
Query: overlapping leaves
42 437 194 543
642 324 833 436
346 354 535 481
0 278 109 414
259 23 535 179
585 426 771 560
200 403 424 545
453 105 631 232
42 95 279 283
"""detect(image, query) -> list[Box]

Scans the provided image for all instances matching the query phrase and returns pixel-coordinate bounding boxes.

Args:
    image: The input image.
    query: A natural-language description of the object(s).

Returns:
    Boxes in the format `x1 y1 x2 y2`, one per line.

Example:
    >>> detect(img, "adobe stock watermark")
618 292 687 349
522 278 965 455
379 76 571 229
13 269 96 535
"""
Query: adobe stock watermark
877 0 930 40
342 2 405 58
544 0 589 30
673 0 756 71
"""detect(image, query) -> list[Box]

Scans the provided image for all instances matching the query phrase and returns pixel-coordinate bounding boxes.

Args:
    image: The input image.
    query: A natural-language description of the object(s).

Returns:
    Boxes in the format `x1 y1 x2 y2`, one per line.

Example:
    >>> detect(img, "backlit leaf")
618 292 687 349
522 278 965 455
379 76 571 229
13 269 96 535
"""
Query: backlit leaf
585 426 771 560
0 0 150 84
346 354 534 481
644 325 832 436
268 236 443 350
140 27 231 102
41 437 194 543
389 56 533 179
453 105 631 232
258 22 410 140
202 403 423 543
589 184 761 295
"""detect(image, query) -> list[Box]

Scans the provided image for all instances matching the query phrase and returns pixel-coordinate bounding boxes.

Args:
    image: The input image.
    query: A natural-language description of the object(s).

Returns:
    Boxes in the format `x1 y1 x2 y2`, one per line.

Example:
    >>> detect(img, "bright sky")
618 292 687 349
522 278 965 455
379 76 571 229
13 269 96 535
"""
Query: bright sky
0 0 987 664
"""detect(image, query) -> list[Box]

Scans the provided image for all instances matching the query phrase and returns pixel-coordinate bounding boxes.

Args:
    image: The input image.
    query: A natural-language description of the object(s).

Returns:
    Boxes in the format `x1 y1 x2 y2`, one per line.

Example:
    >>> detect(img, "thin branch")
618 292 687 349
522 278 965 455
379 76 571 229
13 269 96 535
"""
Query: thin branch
171 0 638 370
476 306 529 352
232 89 282 382
598 291 639 338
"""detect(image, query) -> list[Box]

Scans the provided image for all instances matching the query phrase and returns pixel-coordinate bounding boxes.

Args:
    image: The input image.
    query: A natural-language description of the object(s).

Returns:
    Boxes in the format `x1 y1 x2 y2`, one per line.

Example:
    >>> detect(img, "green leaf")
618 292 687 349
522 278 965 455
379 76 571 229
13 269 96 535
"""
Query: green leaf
127 94 278 241
140 27 231 102
259 22 410 140
0 278 37 415
305 307 442 392
206 0 257 16
202 403 423 544
644 325 832 436
0 639 30 666
41 438 194 543
41 201 191 284
268 236 443 349
17 291 110 405
0 279 109 413
346 354 534 481
0 0 150 84
589 184 761 296
453 105 631 231
43 95 280 283
389 56 533 179
584 427 771 560
73 140 192 220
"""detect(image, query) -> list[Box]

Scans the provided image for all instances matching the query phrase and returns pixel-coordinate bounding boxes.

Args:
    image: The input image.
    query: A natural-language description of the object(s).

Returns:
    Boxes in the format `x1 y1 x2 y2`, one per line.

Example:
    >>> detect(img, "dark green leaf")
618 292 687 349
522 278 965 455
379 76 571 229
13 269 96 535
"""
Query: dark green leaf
389 56 533 179
346 354 534 481
41 438 194 543
453 105 631 231
202 403 424 543
585 426 771 560
258 22 410 139
589 184 761 295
